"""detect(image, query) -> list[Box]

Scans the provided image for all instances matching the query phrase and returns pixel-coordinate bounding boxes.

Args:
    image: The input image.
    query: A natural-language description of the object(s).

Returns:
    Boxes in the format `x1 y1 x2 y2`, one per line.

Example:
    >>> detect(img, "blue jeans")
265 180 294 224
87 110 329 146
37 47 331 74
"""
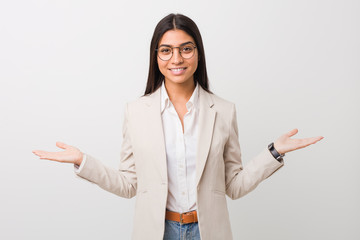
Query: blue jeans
163 220 201 240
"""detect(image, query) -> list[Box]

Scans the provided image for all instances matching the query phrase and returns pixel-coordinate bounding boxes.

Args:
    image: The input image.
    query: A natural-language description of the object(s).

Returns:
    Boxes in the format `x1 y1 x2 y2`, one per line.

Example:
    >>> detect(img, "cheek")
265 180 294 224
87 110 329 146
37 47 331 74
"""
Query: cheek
157 59 167 73
192 54 199 69
190 58 199 73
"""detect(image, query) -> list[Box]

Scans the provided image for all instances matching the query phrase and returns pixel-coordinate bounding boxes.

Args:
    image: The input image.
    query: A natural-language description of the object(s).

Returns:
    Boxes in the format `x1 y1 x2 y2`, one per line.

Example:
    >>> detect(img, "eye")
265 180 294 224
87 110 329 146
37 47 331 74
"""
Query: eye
159 47 171 54
182 45 194 53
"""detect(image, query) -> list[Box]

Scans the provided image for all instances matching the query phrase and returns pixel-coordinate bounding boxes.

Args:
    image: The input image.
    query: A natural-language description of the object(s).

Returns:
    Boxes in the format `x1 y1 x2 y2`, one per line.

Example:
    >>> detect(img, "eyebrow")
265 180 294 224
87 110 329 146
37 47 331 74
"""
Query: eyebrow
158 41 195 48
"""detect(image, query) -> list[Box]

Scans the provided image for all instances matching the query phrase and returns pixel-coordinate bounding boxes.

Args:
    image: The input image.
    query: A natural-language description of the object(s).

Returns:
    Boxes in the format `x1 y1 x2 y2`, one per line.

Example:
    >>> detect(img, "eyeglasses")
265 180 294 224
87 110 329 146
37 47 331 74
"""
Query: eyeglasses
156 42 197 61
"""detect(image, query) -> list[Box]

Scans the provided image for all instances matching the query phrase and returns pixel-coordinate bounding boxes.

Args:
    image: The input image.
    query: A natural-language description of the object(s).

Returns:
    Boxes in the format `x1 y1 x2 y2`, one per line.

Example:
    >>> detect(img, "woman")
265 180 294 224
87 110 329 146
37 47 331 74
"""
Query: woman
32 13 323 240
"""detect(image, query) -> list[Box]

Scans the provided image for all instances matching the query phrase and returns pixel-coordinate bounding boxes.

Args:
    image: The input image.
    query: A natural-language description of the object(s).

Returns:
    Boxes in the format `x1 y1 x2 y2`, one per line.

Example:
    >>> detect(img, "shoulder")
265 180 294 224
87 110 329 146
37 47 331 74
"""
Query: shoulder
210 92 234 108
198 88 237 131
123 88 161 123
127 95 148 109
205 90 236 114
126 88 160 110
203 90 238 136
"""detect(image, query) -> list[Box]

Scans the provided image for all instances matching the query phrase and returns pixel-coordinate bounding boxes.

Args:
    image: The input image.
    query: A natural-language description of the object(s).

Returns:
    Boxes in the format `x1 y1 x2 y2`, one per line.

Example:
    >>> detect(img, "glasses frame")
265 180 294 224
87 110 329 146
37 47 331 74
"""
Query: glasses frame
155 42 197 61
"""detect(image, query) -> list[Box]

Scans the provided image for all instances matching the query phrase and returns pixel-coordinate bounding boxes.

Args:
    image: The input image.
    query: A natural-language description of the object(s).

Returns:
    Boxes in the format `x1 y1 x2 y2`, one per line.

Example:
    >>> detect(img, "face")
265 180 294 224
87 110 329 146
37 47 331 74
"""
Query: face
157 29 198 87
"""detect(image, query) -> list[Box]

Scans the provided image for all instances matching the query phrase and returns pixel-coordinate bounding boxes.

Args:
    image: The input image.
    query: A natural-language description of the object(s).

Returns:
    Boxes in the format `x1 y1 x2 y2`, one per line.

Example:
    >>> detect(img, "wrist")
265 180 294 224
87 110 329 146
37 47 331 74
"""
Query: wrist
75 152 84 166
273 142 285 155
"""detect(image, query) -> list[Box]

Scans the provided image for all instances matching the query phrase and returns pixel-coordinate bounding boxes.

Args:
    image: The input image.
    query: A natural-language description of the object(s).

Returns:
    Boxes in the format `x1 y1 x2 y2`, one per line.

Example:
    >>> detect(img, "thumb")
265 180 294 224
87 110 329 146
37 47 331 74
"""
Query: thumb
286 128 298 137
56 141 68 150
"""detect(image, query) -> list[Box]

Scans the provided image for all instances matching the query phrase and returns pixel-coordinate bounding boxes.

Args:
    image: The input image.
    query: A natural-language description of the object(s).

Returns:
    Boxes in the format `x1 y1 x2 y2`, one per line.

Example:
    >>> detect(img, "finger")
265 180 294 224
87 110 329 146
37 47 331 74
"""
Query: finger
314 136 324 142
32 150 53 159
32 150 49 157
306 136 324 144
56 141 68 150
32 150 59 160
297 136 323 149
38 152 65 161
286 128 298 138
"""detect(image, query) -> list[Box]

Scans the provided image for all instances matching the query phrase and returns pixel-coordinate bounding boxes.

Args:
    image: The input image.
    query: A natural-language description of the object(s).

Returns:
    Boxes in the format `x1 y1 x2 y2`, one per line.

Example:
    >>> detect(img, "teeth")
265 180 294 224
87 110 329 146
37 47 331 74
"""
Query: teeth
171 68 185 72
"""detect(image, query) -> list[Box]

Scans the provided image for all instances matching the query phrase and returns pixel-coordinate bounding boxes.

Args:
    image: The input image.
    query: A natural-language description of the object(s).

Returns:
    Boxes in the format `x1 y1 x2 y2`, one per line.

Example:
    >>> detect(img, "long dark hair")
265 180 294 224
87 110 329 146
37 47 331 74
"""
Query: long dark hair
144 13 211 95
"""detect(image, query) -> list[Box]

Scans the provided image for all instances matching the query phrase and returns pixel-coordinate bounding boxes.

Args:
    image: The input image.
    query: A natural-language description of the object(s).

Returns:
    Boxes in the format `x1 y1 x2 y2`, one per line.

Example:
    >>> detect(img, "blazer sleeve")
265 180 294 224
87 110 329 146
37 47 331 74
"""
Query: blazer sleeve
74 103 137 198
224 104 284 200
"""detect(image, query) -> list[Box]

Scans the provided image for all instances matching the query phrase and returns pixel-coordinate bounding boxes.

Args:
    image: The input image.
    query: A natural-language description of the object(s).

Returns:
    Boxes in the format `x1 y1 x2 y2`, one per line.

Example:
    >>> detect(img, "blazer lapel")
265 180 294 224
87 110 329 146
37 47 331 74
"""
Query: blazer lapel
196 87 216 186
143 88 168 183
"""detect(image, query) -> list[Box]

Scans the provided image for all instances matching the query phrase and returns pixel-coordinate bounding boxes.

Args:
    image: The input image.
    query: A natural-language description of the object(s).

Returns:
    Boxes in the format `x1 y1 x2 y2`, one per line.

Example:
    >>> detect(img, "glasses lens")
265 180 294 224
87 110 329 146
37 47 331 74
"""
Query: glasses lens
158 46 172 61
180 44 195 59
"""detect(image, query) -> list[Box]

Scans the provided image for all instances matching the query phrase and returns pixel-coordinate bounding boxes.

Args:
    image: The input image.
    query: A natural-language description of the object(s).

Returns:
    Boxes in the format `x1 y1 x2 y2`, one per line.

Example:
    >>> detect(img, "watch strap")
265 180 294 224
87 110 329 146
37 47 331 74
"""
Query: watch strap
268 142 285 161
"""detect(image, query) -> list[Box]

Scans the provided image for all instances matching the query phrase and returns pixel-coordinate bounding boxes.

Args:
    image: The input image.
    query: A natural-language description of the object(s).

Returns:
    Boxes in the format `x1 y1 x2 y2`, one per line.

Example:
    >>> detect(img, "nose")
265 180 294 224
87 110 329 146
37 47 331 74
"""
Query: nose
171 47 183 64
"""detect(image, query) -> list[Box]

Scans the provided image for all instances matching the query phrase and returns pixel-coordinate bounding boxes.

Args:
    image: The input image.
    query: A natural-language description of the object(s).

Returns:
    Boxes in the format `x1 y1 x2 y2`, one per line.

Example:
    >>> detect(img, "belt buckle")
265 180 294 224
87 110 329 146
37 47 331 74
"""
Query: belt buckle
180 211 194 225
180 213 184 224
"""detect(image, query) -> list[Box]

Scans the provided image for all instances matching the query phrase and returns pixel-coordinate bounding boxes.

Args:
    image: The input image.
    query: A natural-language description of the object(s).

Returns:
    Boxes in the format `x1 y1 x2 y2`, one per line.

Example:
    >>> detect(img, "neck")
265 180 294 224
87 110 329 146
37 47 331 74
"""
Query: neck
164 79 196 103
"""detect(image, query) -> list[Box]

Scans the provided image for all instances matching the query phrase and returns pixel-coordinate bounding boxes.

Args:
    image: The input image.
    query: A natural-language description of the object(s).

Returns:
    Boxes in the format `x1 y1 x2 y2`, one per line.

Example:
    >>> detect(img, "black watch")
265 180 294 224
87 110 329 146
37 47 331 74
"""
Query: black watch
268 142 285 161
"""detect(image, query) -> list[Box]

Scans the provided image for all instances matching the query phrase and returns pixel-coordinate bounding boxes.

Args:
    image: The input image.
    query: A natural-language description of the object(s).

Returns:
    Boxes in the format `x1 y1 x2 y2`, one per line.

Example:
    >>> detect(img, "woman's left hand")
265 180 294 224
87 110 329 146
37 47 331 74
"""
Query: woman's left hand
274 128 323 155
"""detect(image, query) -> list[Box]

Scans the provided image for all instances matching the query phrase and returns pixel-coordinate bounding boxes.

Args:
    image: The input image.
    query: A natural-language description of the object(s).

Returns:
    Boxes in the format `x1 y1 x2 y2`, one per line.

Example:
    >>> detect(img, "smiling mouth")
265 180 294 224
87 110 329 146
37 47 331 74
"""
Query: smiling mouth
169 67 187 72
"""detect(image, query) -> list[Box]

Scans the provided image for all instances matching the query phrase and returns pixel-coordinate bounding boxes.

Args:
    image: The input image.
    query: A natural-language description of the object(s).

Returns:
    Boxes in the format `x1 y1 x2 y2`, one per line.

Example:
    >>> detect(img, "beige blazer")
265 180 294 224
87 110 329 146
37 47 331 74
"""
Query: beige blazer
76 86 284 240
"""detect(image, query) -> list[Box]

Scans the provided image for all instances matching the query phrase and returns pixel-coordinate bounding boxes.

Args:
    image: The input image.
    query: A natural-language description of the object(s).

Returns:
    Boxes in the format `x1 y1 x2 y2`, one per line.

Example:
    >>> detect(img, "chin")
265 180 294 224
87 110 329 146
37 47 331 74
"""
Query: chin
166 77 193 85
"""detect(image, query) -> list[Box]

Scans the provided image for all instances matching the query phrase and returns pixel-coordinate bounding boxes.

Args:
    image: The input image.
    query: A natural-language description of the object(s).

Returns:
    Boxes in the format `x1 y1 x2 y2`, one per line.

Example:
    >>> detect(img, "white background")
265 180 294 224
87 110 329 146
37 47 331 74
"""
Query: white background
1 0 359 239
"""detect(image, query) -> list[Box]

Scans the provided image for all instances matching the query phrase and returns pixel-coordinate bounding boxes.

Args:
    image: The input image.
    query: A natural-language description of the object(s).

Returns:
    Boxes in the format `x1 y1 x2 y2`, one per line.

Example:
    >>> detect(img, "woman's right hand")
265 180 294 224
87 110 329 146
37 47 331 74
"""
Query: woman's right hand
32 142 83 166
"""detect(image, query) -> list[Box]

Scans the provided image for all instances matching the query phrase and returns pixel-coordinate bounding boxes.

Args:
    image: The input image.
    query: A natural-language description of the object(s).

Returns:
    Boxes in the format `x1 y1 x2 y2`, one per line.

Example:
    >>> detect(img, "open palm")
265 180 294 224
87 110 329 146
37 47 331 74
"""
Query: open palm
274 129 323 155
32 142 83 165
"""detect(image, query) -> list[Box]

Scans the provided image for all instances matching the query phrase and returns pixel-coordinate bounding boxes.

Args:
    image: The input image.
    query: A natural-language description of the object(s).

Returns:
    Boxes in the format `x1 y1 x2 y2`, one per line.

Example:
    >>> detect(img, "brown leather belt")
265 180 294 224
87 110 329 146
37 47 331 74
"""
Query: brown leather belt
165 210 198 224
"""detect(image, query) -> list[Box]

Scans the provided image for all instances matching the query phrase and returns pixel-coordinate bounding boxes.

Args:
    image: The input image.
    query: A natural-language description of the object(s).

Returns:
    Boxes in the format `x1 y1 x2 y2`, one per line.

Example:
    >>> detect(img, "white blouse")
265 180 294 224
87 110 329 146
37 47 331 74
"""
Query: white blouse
160 82 199 213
